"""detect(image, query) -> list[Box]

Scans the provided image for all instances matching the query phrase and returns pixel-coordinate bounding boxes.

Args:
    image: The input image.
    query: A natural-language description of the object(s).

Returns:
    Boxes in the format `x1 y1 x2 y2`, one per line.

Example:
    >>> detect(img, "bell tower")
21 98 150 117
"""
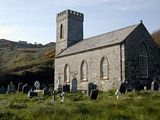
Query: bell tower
56 9 84 55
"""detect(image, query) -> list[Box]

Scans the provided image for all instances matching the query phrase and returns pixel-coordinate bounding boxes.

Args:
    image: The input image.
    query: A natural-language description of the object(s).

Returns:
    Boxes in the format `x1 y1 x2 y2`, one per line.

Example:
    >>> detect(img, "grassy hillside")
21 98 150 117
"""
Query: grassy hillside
0 91 159 120
0 39 55 87
152 30 160 47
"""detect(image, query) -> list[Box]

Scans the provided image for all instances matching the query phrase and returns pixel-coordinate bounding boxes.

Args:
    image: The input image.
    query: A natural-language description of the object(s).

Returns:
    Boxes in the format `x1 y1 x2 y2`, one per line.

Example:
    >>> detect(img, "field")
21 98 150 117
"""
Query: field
0 91 160 120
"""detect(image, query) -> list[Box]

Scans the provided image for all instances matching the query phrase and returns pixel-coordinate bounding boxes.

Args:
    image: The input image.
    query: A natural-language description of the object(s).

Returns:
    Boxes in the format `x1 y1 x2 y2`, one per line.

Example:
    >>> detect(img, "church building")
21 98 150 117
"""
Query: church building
54 9 160 91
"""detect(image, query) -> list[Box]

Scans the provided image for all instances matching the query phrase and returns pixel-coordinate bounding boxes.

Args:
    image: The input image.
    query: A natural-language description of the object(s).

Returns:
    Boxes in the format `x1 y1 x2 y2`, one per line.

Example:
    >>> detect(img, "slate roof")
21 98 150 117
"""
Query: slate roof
57 23 140 57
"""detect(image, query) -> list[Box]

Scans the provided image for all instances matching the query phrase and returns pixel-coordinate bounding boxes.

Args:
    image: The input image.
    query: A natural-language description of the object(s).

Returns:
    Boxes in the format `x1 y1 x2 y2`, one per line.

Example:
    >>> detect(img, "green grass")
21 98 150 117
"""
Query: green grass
0 91 160 120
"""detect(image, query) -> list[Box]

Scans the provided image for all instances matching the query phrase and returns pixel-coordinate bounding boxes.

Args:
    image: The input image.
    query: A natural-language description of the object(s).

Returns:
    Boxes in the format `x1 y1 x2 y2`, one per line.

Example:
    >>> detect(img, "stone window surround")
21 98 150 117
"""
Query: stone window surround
80 60 88 82
139 43 149 78
64 64 70 83
60 24 64 39
100 57 109 80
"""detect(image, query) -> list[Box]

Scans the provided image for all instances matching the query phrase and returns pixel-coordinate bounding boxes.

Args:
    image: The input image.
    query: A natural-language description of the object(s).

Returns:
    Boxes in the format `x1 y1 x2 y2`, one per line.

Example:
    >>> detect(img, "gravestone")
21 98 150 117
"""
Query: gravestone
7 82 15 93
151 82 154 91
58 84 63 92
18 82 23 92
119 83 126 93
60 92 65 103
34 81 40 90
87 83 97 96
51 90 56 102
48 84 54 92
115 89 121 99
154 82 159 91
90 89 98 100
43 87 49 95
22 84 30 93
0 86 6 94
71 78 77 93
28 91 38 98
63 84 70 92
144 86 147 92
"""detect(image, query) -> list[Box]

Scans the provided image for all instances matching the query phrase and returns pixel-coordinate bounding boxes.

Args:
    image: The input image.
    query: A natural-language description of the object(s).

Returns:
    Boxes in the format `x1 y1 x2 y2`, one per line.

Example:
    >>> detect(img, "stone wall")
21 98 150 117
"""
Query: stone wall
124 23 160 90
56 9 84 55
55 45 122 91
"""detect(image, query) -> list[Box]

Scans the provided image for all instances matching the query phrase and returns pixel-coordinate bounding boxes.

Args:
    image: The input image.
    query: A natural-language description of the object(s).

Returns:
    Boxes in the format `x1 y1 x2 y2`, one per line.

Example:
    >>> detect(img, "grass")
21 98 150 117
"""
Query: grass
0 91 160 120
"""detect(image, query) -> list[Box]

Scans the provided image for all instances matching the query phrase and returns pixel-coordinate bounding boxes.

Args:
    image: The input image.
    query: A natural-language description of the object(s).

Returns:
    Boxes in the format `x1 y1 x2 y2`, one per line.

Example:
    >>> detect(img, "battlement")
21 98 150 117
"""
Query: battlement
57 9 84 21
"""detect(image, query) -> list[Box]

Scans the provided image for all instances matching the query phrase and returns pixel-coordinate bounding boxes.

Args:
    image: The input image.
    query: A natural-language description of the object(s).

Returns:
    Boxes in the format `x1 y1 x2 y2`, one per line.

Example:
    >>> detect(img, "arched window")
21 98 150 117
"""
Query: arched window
81 61 88 81
100 57 109 79
64 64 70 82
139 44 148 78
60 24 64 39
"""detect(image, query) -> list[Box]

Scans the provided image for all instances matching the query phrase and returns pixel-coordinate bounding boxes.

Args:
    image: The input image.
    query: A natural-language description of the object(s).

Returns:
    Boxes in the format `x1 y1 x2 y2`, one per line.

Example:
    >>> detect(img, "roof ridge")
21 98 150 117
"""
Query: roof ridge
83 23 139 41
57 23 140 57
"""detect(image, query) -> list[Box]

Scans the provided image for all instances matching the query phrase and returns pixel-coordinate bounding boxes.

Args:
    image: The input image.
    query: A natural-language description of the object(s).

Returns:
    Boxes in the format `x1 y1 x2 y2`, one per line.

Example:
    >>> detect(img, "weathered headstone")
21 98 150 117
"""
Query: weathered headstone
0 86 6 94
7 82 15 93
63 84 70 92
144 86 147 91
48 84 54 92
58 84 62 92
43 87 49 95
87 83 97 96
119 83 126 93
151 81 154 91
71 78 77 93
18 82 23 92
34 81 40 90
90 89 98 100
154 82 159 91
22 84 30 93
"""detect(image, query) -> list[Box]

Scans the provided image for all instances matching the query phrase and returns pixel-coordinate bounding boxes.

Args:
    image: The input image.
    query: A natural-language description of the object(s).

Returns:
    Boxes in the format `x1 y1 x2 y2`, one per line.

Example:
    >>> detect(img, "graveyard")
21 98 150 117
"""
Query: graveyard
0 89 160 120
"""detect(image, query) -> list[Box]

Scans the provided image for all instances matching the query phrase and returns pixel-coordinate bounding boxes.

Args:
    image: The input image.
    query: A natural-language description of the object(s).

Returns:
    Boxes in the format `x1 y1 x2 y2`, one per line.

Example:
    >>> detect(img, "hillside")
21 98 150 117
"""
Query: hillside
0 39 55 87
152 30 160 47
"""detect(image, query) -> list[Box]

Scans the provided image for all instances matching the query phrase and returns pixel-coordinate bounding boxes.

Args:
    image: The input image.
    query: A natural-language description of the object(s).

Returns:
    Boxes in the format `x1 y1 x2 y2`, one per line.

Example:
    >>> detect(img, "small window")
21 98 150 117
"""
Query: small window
100 57 109 79
139 44 148 78
81 61 88 81
60 24 64 39
64 64 70 82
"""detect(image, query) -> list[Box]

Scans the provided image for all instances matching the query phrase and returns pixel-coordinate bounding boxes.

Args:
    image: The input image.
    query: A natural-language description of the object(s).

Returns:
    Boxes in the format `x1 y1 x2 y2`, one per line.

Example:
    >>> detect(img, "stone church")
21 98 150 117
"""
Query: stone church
54 9 160 91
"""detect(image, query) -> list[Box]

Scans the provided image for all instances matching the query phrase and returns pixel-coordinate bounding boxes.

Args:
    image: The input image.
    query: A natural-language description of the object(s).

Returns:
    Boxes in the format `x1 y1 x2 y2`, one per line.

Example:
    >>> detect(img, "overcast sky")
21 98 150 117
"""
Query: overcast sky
0 0 160 44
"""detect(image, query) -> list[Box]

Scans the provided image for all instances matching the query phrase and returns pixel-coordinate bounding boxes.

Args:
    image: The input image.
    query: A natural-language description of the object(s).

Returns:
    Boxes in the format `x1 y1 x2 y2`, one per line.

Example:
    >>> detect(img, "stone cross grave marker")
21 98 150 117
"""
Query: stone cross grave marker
34 81 40 90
